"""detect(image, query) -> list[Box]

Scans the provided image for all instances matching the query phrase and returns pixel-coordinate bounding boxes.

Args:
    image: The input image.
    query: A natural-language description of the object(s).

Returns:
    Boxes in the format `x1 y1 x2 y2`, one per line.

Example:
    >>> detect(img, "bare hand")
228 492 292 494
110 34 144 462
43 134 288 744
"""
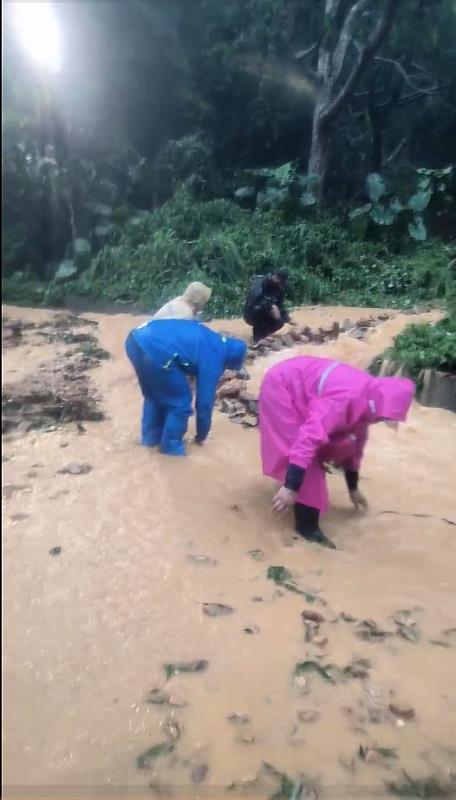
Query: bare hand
349 488 369 512
271 304 281 321
272 486 297 514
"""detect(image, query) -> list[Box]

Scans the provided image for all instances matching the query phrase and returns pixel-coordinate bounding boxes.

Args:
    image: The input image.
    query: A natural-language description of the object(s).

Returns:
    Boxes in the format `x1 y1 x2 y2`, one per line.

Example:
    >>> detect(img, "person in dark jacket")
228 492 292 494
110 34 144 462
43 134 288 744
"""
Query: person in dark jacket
243 268 291 344
125 319 247 456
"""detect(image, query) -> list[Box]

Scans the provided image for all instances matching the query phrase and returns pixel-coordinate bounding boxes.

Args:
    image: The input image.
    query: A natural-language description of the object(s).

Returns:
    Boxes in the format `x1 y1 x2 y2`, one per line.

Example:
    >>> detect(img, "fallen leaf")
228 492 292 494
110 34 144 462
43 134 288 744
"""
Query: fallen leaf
161 719 182 741
302 610 326 624
146 689 187 707
297 710 320 724
388 703 416 721
267 566 320 603
191 764 209 784
356 619 394 642
136 742 174 769
186 554 218 566
227 712 250 725
203 603 234 617
163 660 208 680
247 549 265 561
294 661 335 684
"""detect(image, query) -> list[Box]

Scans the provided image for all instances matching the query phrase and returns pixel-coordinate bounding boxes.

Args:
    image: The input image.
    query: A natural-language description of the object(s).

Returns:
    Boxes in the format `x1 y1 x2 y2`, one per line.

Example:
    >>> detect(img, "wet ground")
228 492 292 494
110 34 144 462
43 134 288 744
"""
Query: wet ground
2 304 456 799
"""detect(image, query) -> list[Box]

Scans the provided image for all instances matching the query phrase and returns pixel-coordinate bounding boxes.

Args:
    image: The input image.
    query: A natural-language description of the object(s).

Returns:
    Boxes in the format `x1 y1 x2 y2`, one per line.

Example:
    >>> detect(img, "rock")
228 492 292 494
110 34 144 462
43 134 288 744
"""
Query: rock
349 329 366 340
341 319 353 332
270 339 283 352
302 609 326 624
377 314 389 321
356 318 374 329
282 334 295 348
239 391 257 404
49 546 62 556
289 328 302 342
58 463 93 475
388 703 416 720
242 415 258 428
217 379 246 399
299 334 310 344
339 612 357 623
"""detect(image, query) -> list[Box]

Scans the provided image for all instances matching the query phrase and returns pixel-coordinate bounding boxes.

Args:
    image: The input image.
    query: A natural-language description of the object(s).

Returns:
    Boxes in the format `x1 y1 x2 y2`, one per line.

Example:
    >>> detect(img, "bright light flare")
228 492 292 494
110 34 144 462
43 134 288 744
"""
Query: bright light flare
12 1 62 73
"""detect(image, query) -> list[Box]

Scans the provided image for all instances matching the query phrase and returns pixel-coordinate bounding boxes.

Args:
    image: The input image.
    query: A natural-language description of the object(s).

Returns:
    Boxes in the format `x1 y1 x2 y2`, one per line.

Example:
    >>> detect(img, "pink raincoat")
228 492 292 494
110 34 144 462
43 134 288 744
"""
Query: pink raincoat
259 356 415 513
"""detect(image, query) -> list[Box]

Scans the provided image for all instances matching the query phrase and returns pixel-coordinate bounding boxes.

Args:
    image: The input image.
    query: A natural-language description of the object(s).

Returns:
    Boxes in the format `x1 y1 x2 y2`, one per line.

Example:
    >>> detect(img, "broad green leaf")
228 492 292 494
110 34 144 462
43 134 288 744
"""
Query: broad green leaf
366 173 386 203
370 204 395 226
408 189 432 213
349 204 372 220
163 659 208 680
408 216 427 241
136 742 174 769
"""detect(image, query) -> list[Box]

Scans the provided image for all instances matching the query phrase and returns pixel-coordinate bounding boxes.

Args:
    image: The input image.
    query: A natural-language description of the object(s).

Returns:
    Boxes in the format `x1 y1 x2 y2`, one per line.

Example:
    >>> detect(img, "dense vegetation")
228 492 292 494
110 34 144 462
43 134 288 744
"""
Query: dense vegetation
2 0 456 333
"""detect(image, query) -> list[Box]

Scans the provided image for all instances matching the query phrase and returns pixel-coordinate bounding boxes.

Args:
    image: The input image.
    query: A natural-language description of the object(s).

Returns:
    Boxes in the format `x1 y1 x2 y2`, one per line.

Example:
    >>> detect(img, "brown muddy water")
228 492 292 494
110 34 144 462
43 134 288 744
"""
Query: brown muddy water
2 304 456 800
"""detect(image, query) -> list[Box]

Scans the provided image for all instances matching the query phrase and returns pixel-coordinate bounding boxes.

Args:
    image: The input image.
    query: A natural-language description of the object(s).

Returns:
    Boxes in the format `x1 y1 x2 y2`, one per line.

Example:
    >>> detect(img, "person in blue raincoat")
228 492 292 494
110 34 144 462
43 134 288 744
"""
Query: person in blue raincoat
125 319 247 456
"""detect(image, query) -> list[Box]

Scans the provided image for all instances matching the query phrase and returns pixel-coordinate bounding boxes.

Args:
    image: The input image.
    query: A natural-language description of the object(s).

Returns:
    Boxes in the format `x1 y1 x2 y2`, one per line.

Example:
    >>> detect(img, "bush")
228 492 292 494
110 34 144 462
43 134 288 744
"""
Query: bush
385 319 456 380
3 186 453 316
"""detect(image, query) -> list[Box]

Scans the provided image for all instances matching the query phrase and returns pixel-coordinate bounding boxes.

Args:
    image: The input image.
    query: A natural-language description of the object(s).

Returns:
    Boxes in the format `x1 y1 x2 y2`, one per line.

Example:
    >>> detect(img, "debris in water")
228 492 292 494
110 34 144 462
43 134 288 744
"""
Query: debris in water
239 733 255 744
359 744 398 763
294 661 335 684
161 718 182 741
339 612 357 623
388 703 416 721
186 554 218 566
392 611 421 643
247 549 265 561
243 625 260 635
136 742 174 769
356 619 394 642
297 710 320 724
49 546 62 556
267 566 321 603
11 513 30 521
146 689 187 707
228 712 250 724
163 660 208 680
2 484 29 499
344 658 371 680
203 603 234 617
387 773 456 798
58 463 93 476
302 609 326 624
191 764 209 784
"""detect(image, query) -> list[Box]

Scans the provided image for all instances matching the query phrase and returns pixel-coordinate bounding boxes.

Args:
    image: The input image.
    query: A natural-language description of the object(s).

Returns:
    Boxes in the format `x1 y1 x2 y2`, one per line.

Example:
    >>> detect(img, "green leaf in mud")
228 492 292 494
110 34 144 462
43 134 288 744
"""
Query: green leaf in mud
203 603 234 617
136 741 174 769
387 773 455 798
247 548 266 561
267 566 320 603
294 661 335 684
163 660 208 680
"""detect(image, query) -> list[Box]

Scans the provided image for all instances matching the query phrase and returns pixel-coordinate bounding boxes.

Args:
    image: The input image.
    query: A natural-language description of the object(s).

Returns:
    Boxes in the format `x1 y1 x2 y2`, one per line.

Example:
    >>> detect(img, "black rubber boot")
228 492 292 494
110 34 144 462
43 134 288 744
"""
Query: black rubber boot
294 503 337 550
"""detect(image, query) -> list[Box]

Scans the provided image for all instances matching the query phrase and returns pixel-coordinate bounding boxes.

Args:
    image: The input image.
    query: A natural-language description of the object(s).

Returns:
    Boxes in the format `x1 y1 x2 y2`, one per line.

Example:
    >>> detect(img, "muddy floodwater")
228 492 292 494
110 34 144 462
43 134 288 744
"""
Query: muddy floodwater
2 304 456 799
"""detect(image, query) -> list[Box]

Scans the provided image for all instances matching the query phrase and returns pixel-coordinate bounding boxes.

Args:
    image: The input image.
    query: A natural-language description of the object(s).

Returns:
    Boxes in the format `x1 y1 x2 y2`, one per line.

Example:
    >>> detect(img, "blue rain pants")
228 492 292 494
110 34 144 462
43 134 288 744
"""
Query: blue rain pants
125 332 192 456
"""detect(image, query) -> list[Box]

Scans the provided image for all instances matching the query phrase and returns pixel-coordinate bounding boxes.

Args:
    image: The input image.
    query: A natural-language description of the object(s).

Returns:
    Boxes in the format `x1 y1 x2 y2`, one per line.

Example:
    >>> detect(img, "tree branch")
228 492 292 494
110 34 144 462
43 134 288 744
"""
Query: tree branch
332 0 372 85
294 42 319 61
382 136 406 166
322 0 400 127
373 56 442 95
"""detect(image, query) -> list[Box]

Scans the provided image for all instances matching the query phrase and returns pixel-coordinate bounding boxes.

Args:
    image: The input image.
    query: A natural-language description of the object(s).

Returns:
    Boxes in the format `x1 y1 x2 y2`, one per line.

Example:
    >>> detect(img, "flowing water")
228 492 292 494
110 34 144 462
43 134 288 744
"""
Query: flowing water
3 304 456 799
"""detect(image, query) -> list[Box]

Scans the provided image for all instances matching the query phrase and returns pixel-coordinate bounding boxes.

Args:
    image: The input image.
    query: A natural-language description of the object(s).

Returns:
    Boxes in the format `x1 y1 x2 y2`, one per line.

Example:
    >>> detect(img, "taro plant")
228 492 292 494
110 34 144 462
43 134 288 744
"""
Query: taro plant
350 167 454 242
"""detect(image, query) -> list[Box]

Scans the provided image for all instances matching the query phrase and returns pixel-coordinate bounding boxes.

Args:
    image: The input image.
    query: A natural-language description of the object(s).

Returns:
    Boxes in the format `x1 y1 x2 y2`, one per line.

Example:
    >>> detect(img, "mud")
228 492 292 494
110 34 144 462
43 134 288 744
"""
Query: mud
2 303 456 800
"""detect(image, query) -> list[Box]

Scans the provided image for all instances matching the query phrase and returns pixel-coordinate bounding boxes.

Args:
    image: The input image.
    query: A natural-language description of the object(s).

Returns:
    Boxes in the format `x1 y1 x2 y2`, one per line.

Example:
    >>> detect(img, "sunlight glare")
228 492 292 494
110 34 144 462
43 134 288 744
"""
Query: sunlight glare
12 1 61 73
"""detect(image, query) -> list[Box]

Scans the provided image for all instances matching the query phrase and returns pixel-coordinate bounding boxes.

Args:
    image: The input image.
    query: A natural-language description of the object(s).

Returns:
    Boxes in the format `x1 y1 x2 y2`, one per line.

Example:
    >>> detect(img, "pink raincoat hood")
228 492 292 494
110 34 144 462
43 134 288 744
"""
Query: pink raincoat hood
369 377 415 422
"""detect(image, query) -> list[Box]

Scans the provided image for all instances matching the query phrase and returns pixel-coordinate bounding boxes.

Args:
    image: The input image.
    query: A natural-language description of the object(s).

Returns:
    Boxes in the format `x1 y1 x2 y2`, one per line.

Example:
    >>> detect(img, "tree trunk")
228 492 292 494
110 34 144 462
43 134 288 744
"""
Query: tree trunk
308 111 330 206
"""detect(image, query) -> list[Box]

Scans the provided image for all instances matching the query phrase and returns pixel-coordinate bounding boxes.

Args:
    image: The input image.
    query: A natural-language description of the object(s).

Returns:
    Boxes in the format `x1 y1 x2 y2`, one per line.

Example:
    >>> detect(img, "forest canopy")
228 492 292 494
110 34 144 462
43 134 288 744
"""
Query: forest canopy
2 0 456 314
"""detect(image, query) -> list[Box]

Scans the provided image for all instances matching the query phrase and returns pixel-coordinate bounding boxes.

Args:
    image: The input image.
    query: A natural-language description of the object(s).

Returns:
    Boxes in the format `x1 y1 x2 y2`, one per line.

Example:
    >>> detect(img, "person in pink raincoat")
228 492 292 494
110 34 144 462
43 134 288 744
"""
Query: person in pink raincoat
259 356 415 549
